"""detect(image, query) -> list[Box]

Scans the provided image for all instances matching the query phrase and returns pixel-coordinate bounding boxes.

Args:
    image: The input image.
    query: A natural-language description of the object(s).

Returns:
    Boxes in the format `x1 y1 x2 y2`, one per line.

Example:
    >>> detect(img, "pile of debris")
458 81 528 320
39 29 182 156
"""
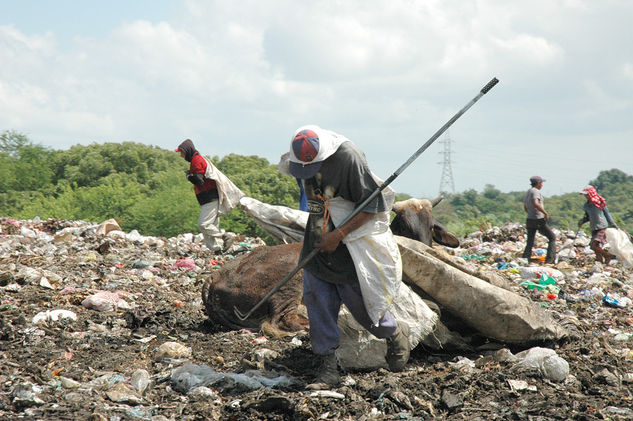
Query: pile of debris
0 217 632 420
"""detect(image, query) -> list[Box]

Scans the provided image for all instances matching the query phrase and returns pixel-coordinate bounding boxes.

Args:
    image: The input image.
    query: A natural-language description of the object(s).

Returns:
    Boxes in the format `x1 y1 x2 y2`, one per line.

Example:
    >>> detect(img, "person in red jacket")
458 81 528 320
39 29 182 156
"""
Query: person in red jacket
176 139 223 253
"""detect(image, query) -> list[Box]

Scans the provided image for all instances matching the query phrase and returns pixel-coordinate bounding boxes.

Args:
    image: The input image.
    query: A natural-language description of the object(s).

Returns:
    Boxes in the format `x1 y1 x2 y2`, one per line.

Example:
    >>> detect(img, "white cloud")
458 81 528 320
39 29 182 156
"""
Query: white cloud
1 1 633 196
622 63 633 81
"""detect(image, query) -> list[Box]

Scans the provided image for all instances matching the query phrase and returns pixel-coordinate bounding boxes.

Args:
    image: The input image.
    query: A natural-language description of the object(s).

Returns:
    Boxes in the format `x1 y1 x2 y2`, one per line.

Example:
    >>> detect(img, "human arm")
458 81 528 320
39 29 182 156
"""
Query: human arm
315 211 375 253
186 172 205 186
533 198 548 220
578 211 589 227
603 206 617 228
187 155 207 186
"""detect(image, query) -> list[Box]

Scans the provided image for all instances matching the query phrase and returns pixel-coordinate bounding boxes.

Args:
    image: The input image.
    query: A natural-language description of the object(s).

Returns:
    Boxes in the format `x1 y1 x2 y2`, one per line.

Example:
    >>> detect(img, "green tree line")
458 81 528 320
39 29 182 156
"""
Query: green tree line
0 131 299 243
2 130 632 242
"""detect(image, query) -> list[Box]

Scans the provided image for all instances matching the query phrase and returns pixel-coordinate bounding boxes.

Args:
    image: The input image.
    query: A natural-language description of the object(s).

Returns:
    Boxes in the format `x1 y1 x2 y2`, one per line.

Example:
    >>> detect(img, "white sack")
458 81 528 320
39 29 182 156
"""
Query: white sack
605 228 633 268
336 281 438 370
329 196 401 326
396 236 568 344
203 157 245 215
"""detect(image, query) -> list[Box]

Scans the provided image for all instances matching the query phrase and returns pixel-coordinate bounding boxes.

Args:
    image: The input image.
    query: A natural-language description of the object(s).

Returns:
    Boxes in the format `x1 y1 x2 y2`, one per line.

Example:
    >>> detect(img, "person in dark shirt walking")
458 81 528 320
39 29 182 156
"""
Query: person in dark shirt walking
522 176 556 264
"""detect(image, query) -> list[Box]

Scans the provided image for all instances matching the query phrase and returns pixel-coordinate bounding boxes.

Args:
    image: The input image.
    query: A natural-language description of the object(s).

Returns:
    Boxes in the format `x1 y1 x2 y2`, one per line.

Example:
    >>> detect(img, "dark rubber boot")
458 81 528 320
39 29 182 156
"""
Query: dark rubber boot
314 353 340 386
386 322 410 372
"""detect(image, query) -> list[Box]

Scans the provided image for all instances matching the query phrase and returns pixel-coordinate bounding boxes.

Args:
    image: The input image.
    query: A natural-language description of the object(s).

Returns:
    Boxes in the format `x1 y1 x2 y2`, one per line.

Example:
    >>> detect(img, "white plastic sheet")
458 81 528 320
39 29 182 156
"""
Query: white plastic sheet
239 196 308 244
203 157 245 215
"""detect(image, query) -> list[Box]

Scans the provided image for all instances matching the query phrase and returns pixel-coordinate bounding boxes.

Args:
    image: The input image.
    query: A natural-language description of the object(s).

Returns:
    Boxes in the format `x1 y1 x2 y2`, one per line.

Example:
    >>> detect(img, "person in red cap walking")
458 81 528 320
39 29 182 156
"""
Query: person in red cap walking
578 185 618 265
284 125 410 387
521 176 556 263
175 139 244 253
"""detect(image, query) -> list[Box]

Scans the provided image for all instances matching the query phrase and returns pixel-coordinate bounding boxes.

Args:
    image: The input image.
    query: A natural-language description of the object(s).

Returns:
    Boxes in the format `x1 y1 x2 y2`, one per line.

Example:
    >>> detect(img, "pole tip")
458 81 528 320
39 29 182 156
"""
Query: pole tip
481 77 499 94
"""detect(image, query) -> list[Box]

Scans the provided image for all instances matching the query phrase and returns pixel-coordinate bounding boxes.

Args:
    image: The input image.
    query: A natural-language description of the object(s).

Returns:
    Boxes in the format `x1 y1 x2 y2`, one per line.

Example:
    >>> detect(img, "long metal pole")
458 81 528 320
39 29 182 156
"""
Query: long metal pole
234 77 499 321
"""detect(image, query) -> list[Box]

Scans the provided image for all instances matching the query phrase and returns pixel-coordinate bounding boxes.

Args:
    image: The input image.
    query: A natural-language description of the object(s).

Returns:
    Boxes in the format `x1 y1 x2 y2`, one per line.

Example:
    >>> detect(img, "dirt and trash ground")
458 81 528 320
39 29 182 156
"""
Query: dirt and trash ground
1 217 632 420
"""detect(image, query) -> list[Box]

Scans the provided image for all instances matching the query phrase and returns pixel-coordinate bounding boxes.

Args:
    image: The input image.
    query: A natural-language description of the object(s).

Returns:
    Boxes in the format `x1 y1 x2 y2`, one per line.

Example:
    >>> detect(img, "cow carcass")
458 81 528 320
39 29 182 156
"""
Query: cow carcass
202 242 309 333
203 196 457 333
391 197 460 248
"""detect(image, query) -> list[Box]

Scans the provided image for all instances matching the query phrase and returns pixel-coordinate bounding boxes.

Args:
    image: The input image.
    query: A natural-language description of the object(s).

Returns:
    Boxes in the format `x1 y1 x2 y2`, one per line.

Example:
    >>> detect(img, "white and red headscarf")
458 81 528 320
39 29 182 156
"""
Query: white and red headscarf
581 185 606 209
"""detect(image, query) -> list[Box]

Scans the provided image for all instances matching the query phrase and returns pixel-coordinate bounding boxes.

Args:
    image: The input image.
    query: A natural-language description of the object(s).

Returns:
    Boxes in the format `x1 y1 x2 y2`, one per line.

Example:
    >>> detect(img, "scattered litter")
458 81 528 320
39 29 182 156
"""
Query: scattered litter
32 309 77 324
309 390 345 399
155 341 192 360
170 363 295 394
82 291 134 311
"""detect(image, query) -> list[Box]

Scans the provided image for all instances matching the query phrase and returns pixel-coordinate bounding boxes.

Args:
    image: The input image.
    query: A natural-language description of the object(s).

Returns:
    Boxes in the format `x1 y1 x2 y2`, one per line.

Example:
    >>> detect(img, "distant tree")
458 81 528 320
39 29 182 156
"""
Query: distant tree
50 142 184 187
0 130 31 158
590 169 633 191
126 169 199 237
0 130 53 192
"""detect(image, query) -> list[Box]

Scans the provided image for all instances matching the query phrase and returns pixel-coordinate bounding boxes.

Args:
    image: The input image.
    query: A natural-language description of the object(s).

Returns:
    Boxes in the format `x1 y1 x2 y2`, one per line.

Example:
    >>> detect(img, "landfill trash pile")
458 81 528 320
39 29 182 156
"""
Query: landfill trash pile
1 217 632 420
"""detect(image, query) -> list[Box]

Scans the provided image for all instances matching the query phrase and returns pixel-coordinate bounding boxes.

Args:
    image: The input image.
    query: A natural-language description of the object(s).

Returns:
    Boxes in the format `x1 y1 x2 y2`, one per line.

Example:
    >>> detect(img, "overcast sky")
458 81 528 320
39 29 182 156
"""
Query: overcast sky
1 0 632 198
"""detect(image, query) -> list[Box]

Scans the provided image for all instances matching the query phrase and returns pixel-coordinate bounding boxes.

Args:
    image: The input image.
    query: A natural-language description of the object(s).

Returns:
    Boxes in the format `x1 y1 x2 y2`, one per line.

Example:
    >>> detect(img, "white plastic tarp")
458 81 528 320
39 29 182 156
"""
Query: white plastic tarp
203 157 245 215
238 197 308 244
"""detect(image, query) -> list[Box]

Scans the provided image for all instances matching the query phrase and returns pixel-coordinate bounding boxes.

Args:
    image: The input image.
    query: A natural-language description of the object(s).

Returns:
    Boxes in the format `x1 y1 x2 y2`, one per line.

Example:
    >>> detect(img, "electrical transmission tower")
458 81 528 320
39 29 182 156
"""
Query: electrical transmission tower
438 132 455 195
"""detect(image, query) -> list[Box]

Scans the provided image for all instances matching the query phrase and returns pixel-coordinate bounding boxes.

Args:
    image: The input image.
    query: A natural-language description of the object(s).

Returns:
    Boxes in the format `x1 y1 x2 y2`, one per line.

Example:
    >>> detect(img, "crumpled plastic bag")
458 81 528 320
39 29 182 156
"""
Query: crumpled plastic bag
155 342 192 360
170 363 295 394
82 291 134 311
512 347 569 382
32 309 77 324
172 257 197 271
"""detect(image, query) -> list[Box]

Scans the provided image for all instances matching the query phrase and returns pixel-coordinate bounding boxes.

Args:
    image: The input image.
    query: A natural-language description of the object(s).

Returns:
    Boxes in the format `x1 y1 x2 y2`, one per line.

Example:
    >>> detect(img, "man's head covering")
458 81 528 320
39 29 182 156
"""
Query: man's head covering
288 125 349 179
175 139 197 162
580 185 606 209
529 175 546 186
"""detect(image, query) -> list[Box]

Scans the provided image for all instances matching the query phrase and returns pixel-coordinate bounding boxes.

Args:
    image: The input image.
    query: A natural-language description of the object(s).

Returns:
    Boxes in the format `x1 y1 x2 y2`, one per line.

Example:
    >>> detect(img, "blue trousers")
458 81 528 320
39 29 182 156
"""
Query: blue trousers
303 269 397 355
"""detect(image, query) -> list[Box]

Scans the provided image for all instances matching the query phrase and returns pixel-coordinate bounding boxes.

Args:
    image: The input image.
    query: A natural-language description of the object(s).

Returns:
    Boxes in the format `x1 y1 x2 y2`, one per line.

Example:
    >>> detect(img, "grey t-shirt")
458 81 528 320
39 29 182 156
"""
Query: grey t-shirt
301 142 387 284
524 187 545 219
581 202 616 231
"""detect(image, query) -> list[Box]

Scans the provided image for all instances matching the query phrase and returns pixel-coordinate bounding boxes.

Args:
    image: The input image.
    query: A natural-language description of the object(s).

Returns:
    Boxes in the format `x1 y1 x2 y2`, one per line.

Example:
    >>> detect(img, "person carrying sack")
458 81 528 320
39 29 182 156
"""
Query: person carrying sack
176 139 244 253
578 185 617 265
284 125 410 387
